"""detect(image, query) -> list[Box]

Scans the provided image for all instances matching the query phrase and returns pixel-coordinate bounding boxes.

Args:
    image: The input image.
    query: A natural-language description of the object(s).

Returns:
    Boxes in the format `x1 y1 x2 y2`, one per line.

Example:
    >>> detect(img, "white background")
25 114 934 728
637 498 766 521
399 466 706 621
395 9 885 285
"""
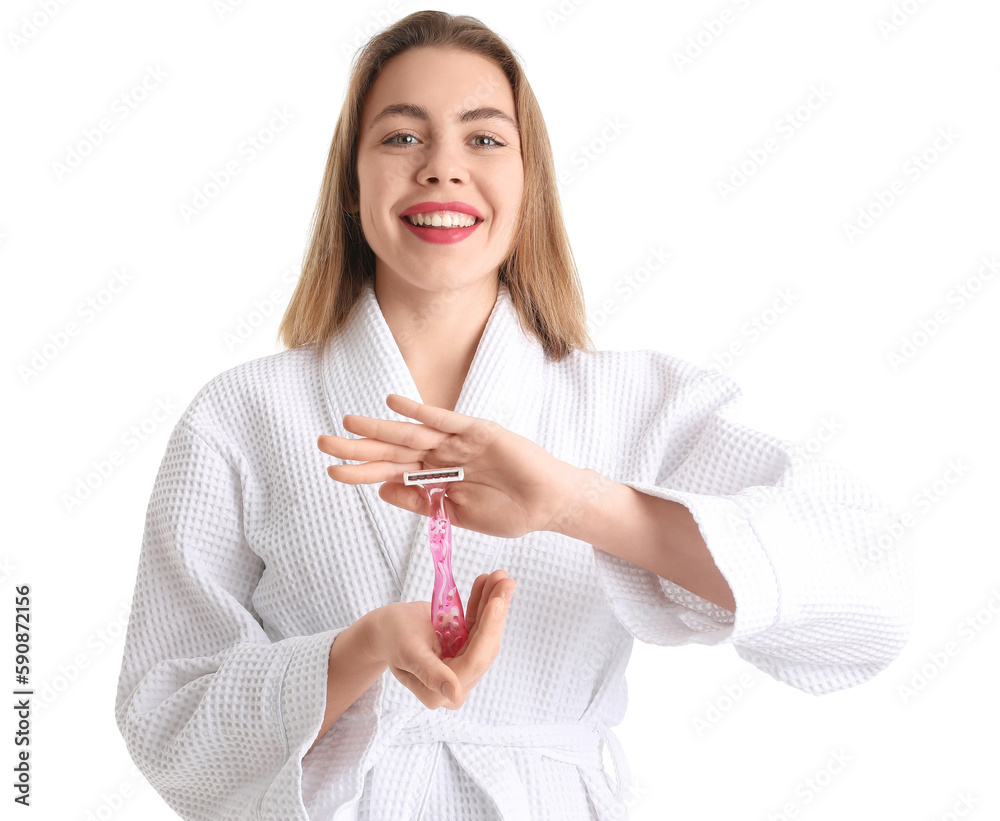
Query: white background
3 0 998 818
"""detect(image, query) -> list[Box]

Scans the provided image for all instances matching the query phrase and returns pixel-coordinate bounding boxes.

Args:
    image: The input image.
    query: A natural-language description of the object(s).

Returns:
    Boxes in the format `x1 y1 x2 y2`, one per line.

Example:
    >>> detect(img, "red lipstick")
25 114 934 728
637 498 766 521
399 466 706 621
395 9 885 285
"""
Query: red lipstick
399 201 484 245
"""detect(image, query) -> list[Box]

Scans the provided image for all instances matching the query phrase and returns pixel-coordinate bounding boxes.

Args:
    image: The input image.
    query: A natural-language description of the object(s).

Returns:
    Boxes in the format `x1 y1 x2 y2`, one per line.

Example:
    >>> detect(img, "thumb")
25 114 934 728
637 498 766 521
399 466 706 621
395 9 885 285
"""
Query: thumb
379 481 430 516
406 646 458 701
439 668 461 704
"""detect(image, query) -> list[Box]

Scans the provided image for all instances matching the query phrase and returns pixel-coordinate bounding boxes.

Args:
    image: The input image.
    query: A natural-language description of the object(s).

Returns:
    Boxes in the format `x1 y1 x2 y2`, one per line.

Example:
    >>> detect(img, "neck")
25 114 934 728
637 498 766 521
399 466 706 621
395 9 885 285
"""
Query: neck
373 275 500 399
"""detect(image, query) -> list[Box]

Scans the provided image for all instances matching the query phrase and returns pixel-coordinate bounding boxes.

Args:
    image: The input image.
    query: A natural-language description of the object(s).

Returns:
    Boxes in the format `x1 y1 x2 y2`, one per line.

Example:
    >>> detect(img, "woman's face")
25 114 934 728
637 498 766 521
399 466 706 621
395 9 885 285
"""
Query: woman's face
354 46 524 297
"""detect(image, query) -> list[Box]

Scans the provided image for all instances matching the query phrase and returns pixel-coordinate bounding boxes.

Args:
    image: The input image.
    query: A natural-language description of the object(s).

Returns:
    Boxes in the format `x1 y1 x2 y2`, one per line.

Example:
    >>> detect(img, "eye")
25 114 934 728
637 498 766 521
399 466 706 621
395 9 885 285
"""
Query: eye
472 133 506 149
382 132 419 147
380 131 507 150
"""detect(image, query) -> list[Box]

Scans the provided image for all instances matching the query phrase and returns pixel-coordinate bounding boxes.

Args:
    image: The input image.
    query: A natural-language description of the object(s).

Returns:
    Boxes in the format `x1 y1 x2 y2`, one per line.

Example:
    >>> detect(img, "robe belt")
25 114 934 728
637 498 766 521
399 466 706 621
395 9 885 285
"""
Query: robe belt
377 712 631 818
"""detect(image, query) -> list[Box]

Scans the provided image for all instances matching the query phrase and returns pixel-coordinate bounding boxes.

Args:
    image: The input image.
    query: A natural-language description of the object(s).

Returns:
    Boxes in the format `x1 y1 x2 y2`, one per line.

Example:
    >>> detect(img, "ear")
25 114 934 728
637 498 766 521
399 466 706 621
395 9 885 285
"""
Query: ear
345 192 359 214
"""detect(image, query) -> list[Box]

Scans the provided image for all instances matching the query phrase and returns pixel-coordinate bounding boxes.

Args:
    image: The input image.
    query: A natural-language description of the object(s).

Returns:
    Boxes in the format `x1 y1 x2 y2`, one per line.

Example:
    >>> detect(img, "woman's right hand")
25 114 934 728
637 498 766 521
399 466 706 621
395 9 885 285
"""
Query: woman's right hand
363 569 517 709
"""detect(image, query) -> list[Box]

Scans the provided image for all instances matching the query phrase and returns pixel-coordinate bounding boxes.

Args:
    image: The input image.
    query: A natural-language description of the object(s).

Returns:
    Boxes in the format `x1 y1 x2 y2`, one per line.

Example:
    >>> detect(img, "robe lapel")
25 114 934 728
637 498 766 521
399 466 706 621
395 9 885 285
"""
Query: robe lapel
320 280 547 612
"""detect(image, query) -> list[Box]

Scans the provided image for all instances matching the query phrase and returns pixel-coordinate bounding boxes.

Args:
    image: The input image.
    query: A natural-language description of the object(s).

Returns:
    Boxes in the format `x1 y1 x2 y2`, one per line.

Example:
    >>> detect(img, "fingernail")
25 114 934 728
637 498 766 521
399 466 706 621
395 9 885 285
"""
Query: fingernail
503 584 515 604
494 598 505 617
441 681 453 699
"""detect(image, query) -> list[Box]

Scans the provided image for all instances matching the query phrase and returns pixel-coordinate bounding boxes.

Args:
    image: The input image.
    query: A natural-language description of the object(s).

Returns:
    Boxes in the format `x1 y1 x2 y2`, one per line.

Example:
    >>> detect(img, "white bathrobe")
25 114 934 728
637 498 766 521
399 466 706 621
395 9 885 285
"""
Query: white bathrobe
115 281 913 820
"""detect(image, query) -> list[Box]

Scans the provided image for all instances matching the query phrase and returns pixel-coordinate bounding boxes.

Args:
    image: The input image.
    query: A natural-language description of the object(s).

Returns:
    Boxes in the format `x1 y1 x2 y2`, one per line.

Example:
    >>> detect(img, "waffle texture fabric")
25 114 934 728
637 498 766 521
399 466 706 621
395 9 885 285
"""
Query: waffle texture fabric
116 280 914 820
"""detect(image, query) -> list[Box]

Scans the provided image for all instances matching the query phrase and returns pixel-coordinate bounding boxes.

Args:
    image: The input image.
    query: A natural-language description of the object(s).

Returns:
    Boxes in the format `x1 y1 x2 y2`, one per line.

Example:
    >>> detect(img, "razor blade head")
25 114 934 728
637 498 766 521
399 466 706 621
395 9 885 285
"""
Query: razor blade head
403 467 464 486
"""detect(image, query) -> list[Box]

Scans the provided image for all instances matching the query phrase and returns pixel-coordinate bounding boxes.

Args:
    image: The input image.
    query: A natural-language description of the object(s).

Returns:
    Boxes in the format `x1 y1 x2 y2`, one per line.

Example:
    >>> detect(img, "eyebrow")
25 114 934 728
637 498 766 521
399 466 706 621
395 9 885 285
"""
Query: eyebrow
368 102 519 133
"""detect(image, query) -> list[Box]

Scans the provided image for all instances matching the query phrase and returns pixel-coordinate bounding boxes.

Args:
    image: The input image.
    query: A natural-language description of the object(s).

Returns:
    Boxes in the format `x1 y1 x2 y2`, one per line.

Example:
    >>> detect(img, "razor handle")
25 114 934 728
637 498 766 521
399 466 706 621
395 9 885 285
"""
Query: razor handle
425 484 467 658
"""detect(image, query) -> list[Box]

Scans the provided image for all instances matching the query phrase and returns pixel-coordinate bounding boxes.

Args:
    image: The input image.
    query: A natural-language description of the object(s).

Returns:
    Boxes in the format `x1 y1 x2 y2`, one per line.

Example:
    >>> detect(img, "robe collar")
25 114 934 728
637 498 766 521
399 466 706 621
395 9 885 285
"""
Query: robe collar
319 279 547 602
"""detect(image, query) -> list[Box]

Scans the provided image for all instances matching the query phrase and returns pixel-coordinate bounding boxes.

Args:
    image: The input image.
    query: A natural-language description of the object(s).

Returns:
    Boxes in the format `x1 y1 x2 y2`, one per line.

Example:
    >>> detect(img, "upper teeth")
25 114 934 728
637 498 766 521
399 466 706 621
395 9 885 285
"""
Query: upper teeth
405 210 478 228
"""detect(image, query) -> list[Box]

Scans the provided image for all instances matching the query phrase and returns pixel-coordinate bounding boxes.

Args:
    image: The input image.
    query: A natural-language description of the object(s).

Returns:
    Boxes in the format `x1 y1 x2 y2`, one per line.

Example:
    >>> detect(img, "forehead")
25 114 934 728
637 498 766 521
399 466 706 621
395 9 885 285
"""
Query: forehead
361 47 515 125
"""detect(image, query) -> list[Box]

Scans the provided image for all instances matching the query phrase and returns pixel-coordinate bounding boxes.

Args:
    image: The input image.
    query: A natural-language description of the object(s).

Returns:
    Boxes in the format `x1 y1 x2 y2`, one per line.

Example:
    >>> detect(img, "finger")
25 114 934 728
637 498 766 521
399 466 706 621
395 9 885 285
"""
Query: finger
397 647 457 706
439 668 461 706
452 579 514 688
489 579 516 621
394 668 423 693
378 481 432 517
386 394 471 435
394 668 451 710
481 578 515 634
474 570 508 630
464 570 505 638
318 434 425 465
343 413 446 450
463 574 489 634
455 613 504 692
326 460 423 486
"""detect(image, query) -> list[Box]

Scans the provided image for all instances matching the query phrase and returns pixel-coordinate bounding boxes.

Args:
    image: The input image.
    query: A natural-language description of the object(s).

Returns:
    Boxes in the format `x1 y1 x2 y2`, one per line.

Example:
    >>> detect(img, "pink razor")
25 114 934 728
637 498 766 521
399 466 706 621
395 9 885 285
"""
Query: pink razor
403 467 467 658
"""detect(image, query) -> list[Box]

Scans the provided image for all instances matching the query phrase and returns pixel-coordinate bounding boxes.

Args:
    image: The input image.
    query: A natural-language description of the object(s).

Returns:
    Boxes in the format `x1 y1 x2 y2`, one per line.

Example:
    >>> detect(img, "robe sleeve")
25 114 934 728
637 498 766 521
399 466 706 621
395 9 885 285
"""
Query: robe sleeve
115 419 349 820
591 361 915 695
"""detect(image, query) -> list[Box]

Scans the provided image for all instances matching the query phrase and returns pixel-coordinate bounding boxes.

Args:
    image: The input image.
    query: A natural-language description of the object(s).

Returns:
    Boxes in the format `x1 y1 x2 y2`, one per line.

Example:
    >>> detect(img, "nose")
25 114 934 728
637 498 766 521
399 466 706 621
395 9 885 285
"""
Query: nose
416 135 468 185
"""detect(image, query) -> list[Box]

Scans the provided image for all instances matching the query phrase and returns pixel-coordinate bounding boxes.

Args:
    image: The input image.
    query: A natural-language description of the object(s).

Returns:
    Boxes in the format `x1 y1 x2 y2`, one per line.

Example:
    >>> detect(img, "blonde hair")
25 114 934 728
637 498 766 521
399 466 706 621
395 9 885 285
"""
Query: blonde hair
276 10 593 361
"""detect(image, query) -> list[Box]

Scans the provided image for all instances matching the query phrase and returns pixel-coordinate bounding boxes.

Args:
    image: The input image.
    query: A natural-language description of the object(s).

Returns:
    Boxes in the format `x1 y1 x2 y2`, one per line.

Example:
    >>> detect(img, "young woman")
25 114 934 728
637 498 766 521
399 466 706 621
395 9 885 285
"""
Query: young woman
115 11 913 820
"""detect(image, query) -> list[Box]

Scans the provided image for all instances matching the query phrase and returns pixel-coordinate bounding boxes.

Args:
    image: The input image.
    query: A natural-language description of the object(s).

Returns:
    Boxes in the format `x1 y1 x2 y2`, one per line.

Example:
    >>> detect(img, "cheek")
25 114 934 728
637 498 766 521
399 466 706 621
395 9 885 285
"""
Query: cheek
504 164 525 214
356 154 392 196
497 173 525 229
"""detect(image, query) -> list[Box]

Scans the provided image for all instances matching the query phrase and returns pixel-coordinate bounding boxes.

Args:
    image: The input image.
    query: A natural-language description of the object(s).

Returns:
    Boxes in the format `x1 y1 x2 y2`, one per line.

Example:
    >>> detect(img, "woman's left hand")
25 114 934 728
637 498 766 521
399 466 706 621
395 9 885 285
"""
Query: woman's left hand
317 394 582 538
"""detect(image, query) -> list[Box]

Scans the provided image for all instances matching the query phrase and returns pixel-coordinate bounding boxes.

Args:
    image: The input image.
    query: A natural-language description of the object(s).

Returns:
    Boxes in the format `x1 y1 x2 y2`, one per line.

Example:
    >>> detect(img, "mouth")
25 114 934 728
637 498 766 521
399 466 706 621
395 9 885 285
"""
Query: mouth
401 210 482 229
399 210 484 244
